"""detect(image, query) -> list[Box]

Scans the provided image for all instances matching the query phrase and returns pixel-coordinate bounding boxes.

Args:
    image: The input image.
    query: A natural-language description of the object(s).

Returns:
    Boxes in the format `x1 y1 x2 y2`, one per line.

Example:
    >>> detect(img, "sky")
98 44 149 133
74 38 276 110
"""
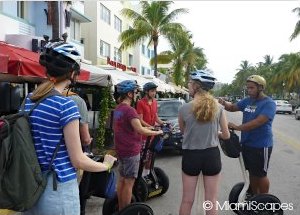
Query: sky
158 1 300 84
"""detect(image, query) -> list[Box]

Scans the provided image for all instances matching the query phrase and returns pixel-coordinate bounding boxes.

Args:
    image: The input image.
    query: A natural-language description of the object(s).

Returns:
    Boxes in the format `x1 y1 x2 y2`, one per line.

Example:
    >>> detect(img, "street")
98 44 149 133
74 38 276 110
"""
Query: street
86 111 300 215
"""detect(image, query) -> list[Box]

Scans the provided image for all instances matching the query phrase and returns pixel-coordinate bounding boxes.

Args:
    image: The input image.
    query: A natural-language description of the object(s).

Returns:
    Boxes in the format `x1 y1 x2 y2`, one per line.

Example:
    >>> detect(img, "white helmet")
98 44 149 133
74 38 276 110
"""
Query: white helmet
190 70 216 90
40 41 81 76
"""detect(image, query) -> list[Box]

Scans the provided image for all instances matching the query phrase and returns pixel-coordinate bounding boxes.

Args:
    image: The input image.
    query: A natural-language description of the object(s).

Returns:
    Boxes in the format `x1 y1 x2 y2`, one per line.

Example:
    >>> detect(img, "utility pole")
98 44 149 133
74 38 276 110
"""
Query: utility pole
49 1 60 40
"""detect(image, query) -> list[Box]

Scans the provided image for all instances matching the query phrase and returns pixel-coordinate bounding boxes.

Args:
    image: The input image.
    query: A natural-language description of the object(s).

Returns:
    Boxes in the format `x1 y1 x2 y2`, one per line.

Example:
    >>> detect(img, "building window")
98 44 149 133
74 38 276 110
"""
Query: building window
70 19 80 41
147 49 151 58
17 1 25 19
142 45 145 55
114 15 122 32
141 66 145 75
100 3 110 25
128 54 133 66
114 47 122 63
147 68 151 75
100 40 110 58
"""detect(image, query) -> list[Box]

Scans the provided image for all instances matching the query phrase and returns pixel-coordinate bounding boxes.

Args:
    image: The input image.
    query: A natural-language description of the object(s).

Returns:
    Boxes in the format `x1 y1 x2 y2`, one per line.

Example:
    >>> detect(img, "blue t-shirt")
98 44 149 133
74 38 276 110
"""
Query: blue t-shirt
237 96 276 148
23 94 80 183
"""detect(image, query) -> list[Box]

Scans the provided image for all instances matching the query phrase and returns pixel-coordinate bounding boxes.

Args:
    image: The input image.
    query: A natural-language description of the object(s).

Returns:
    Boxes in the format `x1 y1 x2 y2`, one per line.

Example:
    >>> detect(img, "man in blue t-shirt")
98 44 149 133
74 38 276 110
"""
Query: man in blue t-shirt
218 75 276 195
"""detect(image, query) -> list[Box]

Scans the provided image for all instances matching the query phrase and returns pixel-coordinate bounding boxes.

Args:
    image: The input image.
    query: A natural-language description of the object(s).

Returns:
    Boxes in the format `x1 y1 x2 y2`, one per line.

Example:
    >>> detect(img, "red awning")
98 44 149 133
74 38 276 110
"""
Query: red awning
0 41 89 81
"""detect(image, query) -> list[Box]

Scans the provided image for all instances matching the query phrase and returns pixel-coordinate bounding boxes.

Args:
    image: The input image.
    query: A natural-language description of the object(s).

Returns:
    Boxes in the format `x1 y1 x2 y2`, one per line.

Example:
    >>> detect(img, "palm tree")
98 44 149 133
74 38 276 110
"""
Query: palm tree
272 53 300 91
238 60 252 71
119 1 188 77
150 30 190 85
183 42 207 86
290 7 300 41
150 30 207 86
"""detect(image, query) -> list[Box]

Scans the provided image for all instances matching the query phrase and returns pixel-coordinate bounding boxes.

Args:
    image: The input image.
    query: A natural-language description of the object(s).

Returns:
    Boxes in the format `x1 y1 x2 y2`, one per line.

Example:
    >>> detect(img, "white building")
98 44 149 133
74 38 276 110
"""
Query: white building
0 1 90 57
82 1 155 76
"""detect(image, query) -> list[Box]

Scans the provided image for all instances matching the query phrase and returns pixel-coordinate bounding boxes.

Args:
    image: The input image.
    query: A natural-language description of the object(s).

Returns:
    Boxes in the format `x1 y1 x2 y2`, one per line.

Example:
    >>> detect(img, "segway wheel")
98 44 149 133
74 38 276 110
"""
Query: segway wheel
118 202 154 215
134 177 149 202
154 167 169 196
229 182 244 215
102 195 136 215
246 194 283 215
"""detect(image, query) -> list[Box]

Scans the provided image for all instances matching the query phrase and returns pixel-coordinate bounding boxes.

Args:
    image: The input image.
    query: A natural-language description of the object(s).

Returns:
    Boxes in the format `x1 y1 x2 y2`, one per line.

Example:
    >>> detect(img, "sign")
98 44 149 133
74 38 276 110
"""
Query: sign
107 57 137 73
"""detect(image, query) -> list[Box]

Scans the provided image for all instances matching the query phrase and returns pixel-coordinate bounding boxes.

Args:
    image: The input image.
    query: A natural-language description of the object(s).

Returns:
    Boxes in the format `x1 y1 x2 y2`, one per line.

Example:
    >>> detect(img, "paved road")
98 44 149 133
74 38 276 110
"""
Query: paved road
86 111 300 215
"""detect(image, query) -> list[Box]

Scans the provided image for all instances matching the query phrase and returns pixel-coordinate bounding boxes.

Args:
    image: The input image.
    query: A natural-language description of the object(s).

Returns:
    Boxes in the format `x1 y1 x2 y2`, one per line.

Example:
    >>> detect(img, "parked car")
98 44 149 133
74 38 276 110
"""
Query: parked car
157 98 185 152
295 106 300 120
274 100 293 114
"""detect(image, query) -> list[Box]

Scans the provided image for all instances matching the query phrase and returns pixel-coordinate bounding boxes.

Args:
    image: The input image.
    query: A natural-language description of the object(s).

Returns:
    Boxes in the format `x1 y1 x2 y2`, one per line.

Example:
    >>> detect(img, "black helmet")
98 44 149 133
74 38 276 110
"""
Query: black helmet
39 41 81 77
143 82 158 92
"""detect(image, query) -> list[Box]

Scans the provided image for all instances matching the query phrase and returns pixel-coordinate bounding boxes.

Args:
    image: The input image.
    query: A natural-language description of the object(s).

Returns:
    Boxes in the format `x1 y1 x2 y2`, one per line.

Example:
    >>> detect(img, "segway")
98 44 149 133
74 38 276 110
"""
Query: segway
219 129 283 215
102 127 170 215
133 125 170 201
79 153 118 215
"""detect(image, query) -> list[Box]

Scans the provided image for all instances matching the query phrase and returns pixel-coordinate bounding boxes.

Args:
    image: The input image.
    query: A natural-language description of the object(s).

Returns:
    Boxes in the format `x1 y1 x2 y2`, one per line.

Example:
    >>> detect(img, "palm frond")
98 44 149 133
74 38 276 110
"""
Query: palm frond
290 20 300 41
150 53 174 65
160 8 189 26
121 8 146 22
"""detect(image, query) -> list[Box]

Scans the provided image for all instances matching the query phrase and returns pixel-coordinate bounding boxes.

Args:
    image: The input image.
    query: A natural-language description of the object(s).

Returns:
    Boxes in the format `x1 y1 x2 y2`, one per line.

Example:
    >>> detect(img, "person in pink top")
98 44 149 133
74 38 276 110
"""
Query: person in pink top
113 80 163 211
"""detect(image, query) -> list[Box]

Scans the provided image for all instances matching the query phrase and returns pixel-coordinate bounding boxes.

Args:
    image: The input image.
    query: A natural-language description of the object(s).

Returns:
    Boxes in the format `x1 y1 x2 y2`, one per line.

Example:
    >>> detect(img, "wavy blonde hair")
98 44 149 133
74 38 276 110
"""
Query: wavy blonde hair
192 92 218 122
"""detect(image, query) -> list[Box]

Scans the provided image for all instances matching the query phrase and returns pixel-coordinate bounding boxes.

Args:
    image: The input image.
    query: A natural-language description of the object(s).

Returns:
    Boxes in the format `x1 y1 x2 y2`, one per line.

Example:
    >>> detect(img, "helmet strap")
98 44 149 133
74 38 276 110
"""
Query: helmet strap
68 71 78 88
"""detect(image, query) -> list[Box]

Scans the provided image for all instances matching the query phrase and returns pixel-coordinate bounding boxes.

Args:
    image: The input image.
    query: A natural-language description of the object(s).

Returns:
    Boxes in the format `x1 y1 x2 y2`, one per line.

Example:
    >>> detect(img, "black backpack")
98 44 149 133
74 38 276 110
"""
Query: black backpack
0 90 60 211
219 129 241 158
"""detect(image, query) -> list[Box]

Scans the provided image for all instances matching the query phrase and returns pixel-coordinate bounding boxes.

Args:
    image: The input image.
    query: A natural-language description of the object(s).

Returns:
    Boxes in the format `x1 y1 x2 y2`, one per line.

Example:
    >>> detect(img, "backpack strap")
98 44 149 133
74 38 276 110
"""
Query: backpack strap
21 89 62 191
48 143 60 191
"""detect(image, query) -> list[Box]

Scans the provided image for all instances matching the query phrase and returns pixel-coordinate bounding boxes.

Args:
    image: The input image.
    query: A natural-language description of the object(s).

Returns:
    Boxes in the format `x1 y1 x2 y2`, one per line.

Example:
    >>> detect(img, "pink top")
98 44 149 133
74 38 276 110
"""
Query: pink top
113 103 142 158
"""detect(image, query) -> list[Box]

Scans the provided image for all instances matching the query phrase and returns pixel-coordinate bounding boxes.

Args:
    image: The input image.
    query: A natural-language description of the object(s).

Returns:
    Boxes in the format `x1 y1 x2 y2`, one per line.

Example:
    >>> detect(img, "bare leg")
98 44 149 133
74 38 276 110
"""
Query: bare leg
118 177 135 211
117 177 124 211
179 172 198 215
203 174 221 215
250 175 269 194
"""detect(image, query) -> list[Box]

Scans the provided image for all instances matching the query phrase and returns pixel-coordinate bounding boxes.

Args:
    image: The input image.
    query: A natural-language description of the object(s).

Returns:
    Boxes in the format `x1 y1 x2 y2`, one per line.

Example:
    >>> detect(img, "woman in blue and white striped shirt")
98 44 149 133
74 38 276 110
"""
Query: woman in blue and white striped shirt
23 41 116 215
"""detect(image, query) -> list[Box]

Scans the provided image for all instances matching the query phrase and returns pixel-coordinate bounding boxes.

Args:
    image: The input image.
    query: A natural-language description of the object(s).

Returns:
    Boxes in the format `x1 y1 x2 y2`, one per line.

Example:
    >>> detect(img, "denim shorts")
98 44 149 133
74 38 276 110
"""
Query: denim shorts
118 154 140 179
23 173 80 215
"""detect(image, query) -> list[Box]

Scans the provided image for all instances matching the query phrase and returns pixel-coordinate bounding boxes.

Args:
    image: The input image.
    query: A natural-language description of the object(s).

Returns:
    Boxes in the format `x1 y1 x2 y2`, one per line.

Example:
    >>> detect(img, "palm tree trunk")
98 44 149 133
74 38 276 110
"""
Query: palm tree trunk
153 37 158 77
50 1 60 40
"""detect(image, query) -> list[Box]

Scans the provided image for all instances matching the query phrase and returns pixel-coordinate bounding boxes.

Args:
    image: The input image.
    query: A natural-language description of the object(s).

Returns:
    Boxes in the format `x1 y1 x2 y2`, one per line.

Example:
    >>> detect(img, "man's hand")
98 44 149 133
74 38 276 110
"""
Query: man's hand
218 98 226 106
228 122 239 130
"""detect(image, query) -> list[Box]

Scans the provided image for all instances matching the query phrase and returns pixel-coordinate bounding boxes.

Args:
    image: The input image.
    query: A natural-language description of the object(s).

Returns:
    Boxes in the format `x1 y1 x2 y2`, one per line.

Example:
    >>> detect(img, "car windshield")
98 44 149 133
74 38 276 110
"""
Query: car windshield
158 101 181 117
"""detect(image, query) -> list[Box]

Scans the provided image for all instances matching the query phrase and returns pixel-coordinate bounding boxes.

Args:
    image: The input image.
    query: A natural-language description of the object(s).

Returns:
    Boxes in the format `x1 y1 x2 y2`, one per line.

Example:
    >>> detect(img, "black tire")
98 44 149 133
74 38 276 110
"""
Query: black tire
154 167 169 195
229 182 244 215
102 195 136 215
133 177 149 202
246 194 283 215
118 203 154 215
